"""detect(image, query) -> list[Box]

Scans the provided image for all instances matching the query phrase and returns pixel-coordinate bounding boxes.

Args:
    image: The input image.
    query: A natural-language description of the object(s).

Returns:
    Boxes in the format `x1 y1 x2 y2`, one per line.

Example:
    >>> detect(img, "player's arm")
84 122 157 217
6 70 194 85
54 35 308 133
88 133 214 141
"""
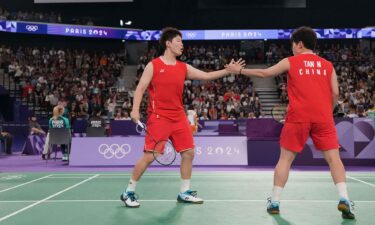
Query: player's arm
186 59 245 81
226 58 290 78
186 65 228 81
131 62 153 122
330 68 340 111
196 116 203 128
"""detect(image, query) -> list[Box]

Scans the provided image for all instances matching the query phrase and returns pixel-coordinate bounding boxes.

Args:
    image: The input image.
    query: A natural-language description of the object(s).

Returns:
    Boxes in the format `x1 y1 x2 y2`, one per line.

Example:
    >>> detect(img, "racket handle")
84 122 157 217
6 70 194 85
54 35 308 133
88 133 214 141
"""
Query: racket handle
137 120 145 129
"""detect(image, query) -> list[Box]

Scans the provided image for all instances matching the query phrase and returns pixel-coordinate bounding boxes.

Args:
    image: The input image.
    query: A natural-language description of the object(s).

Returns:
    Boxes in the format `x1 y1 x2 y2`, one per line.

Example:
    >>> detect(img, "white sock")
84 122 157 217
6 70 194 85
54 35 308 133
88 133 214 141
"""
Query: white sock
180 179 190 193
336 182 349 199
272 186 284 202
126 179 137 192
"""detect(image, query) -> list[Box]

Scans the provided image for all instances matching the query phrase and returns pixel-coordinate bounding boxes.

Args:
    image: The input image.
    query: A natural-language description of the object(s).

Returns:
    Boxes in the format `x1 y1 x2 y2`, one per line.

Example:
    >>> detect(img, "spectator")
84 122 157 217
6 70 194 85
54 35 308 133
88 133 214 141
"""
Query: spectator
42 106 70 161
0 130 13 155
29 115 46 135
346 104 358 118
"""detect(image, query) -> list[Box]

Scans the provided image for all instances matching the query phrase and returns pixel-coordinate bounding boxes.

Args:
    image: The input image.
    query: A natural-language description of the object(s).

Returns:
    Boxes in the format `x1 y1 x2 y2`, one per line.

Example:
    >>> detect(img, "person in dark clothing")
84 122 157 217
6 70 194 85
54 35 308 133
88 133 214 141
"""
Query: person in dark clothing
0 131 13 155
29 115 46 135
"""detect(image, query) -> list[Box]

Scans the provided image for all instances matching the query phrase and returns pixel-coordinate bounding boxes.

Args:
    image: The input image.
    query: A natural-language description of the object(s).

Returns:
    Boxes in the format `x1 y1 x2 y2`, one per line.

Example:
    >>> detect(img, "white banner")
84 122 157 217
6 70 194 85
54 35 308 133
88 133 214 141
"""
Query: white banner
69 136 248 166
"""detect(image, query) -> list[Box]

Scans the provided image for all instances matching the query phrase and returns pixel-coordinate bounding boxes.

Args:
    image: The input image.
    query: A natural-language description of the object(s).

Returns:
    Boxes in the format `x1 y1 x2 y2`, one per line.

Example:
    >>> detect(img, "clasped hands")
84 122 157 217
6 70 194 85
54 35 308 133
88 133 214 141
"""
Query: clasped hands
225 58 246 75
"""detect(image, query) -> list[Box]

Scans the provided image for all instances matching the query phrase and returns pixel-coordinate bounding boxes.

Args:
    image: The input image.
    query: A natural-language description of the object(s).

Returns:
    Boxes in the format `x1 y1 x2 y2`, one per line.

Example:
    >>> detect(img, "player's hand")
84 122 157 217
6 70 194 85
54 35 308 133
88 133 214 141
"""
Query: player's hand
225 58 246 74
130 110 140 123
234 58 246 67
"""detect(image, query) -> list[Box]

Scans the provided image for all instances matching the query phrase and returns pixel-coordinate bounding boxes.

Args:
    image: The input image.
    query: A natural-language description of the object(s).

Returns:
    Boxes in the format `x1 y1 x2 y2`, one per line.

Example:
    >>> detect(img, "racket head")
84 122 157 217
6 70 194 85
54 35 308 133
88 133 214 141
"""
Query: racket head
136 121 147 134
271 104 288 123
152 139 177 166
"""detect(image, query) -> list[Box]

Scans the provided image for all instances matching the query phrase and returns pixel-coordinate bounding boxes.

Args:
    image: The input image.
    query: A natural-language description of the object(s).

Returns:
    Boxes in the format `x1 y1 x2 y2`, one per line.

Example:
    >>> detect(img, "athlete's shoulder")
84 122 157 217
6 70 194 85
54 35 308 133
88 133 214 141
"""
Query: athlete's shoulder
176 60 188 71
176 59 187 66
150 57 161 65
286 55 299 65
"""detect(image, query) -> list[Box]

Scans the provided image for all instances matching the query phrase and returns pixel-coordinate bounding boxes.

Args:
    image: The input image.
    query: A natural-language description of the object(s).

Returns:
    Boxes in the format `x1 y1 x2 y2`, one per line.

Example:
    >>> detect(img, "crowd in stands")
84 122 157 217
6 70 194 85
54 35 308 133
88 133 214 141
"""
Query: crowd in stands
0 45 126 123
334 61 374 117
0 7 62 24
0 6 95 26
1 40 374 123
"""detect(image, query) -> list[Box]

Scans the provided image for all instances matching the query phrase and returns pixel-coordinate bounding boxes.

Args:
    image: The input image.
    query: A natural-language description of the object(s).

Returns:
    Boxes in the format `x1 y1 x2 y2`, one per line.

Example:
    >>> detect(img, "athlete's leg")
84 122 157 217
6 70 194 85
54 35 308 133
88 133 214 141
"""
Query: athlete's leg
268 147 298 214
180 149 194 180
323 149 355 219
323 149 346 184
177 148 203 203
170 119 195 193
121 152 155 208
131 152 155 181
274 147 298 188
268 121 308 214
312 121 354 219
171 117 202 204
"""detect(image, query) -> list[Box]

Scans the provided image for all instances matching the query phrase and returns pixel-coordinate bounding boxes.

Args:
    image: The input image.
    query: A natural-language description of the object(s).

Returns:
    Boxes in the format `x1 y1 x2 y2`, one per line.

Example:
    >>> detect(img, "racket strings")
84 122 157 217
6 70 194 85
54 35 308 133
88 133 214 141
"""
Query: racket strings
135 121 177 166
153 140 176 165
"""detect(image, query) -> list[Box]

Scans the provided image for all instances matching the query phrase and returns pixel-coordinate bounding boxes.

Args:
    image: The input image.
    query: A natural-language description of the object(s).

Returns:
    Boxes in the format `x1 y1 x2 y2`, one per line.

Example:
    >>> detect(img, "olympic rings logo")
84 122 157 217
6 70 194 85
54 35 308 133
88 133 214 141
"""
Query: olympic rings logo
98 144 131 159
185 32 197 38
26 25 38 32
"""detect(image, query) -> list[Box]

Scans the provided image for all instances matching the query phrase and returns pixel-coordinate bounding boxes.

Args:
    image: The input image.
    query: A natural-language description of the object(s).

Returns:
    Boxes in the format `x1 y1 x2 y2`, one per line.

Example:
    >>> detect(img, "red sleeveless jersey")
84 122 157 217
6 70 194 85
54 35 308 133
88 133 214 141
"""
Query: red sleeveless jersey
286 53 334 123
147 57 187 121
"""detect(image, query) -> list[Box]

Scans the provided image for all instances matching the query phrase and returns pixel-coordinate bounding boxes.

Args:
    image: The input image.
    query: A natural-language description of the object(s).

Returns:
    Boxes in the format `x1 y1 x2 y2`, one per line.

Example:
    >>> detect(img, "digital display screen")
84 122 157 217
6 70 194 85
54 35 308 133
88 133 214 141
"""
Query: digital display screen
1 20 374 40
48 24 124 39
17 22 48 35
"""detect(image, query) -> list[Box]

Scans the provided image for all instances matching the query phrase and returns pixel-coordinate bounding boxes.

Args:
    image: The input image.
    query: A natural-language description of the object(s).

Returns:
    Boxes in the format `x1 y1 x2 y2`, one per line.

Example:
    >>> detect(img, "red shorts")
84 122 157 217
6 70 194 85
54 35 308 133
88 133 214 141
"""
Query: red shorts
279 122 340 153
144 114 195 153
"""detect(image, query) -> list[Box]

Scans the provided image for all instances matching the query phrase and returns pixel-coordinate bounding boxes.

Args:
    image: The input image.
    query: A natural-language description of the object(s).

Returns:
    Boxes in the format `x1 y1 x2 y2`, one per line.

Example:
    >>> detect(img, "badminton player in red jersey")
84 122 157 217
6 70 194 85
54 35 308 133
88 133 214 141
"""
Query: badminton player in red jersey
226 26 355 219
120 27 245 208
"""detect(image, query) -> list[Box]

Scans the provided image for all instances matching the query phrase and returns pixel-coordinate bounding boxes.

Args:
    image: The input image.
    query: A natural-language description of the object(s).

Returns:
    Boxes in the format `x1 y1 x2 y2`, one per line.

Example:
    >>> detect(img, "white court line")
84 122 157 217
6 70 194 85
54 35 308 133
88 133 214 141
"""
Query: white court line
50 172 337 176
348 176 375 188
47 176 351 180
0 174 99 223
1 199 375 203
47 177 94 179
50 173 372 177
0 175 52 193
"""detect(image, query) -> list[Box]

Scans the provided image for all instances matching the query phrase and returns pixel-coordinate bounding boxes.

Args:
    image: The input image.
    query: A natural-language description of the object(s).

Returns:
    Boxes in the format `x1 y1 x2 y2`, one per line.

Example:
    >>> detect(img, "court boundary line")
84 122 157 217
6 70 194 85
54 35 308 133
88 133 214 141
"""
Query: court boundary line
0 175 52 193
0 174 99 223
48 173 335 176
348 176 375 188
46 176 375 179
46 173 375 177
1 199 375 203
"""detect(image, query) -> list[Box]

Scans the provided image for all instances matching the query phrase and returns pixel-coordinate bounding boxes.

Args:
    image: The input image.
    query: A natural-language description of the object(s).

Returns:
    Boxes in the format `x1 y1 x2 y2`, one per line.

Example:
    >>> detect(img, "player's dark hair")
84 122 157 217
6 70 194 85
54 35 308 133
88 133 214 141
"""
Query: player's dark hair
159 27 182 53
290 26 317 50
